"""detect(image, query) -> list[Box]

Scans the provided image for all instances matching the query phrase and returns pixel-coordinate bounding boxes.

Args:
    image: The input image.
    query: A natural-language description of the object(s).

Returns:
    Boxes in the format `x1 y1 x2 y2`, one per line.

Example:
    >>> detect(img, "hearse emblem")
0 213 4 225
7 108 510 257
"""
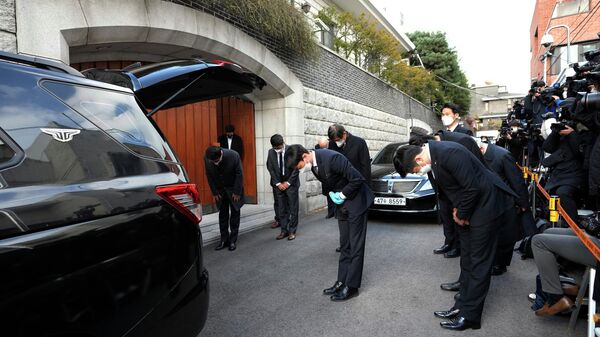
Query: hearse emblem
41 128 81 143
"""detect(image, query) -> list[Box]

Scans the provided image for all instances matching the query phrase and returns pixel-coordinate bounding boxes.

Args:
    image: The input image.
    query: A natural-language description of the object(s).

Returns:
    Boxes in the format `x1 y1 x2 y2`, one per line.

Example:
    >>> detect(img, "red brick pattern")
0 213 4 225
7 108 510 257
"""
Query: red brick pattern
530 0 600 83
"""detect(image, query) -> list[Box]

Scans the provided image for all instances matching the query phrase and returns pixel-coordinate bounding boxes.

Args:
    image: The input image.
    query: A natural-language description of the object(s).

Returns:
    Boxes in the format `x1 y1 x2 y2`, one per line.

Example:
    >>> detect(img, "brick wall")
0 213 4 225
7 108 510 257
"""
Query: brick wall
531 0 600 82
0 0 16 52
166 0 441 129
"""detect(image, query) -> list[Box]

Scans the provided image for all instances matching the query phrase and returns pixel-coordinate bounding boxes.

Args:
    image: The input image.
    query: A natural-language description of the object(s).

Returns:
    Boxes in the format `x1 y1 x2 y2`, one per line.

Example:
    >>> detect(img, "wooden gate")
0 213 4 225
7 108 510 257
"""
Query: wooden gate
71 62 258 212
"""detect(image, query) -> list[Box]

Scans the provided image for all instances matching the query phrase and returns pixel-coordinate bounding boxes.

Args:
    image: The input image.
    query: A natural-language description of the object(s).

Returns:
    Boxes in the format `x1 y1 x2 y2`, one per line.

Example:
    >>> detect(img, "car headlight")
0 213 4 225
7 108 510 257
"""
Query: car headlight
418 180 433 191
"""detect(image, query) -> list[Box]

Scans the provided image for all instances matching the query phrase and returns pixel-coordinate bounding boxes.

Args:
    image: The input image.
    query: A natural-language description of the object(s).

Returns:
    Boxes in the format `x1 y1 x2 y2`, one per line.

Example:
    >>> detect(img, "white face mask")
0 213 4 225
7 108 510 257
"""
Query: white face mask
418 164 432 175
274 148 283 154
335 140 345 147
441 116 455 127
511 127 518 133
301 162 312 173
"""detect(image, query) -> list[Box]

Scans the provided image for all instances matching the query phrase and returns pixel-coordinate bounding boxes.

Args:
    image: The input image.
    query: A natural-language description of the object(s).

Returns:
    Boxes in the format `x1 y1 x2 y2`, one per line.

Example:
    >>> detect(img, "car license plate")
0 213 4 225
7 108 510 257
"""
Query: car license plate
374 197 406 206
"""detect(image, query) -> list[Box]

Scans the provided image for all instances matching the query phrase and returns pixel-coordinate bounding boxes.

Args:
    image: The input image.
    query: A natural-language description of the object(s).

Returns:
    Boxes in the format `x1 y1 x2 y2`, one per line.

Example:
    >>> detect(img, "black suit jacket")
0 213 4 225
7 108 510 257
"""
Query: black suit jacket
329 133 371 181
484 144 529 209
436 131 486 165
266 145 299 187
314 149 374 216
450 124 473 136
428 141 516 224
218 134 244 159
205 149 244 208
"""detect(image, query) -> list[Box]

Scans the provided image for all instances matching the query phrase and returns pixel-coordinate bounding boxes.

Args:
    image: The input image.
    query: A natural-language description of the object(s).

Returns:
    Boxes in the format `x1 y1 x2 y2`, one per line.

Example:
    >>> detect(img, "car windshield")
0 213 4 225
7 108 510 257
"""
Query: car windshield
372 143 404 165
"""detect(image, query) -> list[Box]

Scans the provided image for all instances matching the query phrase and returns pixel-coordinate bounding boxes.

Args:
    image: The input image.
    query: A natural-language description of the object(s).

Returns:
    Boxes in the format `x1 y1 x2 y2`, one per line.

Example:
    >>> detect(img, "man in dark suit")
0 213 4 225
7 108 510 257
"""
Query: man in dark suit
218 124 244 160
205 146 244 251
480 142 531 276
432 130 486 259
394 141 516 330
266 134 300 240
441 103 473 135
328 124 371 252
285 145 374 301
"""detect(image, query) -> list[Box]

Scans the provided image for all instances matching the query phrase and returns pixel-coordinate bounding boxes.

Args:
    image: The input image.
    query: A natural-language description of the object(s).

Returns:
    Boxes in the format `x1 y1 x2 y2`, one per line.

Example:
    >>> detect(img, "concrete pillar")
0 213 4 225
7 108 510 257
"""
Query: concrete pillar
0 0 16 52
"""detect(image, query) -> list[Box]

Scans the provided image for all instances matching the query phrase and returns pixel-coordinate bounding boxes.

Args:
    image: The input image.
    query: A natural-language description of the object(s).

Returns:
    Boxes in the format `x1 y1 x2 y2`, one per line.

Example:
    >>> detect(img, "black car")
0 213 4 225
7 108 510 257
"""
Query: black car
0 52 261 337
369 142 437 214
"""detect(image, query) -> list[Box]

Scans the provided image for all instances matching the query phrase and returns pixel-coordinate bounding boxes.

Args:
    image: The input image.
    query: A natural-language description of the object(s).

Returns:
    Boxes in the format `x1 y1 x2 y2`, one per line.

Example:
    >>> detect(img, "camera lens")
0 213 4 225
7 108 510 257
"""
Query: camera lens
583 92 600 112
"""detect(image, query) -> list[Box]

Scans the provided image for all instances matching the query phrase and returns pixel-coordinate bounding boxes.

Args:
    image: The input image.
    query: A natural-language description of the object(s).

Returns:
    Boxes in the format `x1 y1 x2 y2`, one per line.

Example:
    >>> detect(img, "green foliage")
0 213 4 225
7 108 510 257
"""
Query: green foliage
407 31 471 114
201 0 318 59
317 7 439 107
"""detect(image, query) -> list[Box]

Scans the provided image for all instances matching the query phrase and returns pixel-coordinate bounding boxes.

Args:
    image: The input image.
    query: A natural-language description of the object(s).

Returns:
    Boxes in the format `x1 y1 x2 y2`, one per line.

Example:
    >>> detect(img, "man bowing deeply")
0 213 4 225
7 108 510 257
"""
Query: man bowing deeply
286 145 374 301
394 141 516 330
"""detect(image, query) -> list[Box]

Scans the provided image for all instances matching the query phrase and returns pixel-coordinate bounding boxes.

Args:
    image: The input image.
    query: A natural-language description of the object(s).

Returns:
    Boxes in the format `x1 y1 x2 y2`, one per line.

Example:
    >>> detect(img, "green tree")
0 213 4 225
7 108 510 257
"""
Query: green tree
407 31 471 114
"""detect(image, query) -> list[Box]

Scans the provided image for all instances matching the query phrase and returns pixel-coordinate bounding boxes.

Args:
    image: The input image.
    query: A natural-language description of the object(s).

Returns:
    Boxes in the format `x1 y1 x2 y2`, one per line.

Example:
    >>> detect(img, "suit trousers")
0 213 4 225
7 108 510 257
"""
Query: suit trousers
218 196 241 244
454 210 505 323
272 187 280 223
337 205 368 288
439 199 460 249
274 185 299 234
494 208 519 267
532 227 600 295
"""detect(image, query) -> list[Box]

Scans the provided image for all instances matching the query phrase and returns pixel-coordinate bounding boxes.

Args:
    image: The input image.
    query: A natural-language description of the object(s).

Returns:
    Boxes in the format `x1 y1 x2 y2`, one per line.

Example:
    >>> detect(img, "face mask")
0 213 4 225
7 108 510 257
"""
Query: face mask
301 162 312 173
335 140 345 147
441 116 455 127
275 148 283 154
512 127 518 133
418 164 432 175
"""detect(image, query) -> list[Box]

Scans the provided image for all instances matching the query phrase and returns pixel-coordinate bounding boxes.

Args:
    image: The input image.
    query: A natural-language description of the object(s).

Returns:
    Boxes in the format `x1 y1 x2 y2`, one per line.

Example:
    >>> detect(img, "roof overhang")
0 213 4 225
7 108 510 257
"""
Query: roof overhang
329 0 415 53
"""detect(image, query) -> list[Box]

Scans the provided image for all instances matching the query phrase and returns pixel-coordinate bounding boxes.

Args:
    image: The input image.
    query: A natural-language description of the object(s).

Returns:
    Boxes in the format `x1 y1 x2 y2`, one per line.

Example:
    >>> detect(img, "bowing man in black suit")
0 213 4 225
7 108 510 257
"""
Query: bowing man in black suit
205 146 244 251
285 145 374 301
266 134 300 241
394 141 516 331
218 124 244 160
480 142 531 276
441 103 473 135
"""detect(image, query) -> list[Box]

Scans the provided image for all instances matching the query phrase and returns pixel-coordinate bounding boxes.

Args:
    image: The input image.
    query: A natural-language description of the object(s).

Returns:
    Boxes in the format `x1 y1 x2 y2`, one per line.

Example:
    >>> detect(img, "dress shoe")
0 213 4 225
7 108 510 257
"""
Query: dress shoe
491 265 507 276
215 242 228 251
228 242 236 251
454 293 460 301
535 296 574 316
444 248 460 258
440 316 480 330
433 244 451 255
271 221 280 229
326 213 335 219
440 281 460 292
288 233 296 241
330 285 359 301
276 232 289 240
434 308 460 319
335 246 341 253
323 281 344 295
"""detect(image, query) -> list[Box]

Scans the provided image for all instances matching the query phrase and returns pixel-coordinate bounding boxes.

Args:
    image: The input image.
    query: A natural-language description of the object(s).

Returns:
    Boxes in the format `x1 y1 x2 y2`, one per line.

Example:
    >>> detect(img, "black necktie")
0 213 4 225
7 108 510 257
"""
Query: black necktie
278 151 284 179
311 165 319 178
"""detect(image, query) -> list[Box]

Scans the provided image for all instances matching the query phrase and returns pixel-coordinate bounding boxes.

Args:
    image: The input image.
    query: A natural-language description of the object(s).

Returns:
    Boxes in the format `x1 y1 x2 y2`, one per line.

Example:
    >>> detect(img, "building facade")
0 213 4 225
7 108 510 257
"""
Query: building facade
469 84 525 134
1 0 440 215
530 0 600 85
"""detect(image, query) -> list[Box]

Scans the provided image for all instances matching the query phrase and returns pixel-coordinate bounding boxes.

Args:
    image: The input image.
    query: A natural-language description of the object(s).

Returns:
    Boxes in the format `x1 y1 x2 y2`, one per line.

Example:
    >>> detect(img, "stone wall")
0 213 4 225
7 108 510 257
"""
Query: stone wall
165 0 442 130
302 87 415 212
0 0 16 52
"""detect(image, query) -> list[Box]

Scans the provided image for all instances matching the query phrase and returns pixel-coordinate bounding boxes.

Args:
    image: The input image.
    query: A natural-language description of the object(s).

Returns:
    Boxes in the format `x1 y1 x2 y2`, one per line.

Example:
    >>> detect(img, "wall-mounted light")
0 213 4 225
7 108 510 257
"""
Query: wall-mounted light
301 2 311 14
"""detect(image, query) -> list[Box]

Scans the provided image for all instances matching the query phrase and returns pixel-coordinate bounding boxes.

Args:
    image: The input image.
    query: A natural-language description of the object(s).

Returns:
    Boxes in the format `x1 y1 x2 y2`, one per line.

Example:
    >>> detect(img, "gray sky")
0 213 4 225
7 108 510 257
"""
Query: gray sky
371 0 536 94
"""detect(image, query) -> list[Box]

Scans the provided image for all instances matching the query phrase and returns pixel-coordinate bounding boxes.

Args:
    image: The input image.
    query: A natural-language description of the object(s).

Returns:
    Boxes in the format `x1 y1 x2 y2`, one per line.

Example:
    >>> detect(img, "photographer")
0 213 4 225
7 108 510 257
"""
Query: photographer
541 123 584 223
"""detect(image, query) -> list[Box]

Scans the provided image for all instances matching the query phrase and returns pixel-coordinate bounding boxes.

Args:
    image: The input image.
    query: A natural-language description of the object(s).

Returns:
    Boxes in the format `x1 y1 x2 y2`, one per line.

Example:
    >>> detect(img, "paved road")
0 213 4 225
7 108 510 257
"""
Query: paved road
199 211 586 337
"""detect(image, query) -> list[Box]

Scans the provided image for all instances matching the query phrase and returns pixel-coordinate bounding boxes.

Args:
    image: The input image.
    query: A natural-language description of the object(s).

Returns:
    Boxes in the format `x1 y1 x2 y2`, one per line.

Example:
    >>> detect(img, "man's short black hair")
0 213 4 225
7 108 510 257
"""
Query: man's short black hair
285 144 309 171
205 146 222 161
393 145 423 178
225 124 235 133
442 102 461 115
409 133 435 146
327 124 346 140
270 134 284 147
